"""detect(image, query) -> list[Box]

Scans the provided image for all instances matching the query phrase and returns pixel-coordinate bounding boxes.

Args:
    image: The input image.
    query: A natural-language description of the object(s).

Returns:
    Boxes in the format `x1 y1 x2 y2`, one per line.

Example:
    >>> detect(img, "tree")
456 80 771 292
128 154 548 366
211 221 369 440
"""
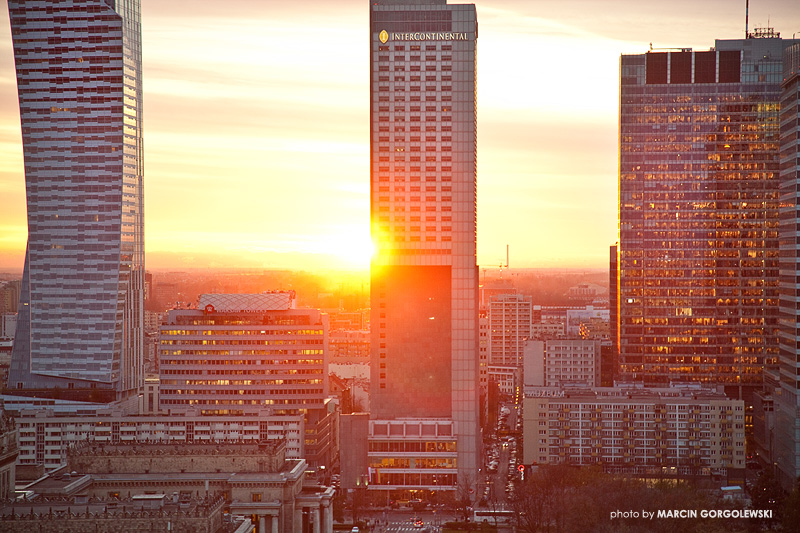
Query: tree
456 472 477 522
749 467 783 530
782 477 800 533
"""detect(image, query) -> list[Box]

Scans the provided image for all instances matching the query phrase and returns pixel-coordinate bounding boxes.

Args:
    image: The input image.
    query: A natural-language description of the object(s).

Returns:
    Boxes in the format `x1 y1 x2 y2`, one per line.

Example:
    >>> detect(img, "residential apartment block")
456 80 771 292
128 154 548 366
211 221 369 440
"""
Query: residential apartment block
523 385 746 480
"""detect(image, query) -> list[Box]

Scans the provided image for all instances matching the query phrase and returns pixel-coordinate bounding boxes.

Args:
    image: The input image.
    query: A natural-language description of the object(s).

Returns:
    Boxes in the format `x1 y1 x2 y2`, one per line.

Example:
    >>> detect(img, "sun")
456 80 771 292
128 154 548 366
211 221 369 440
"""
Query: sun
323 227 375 269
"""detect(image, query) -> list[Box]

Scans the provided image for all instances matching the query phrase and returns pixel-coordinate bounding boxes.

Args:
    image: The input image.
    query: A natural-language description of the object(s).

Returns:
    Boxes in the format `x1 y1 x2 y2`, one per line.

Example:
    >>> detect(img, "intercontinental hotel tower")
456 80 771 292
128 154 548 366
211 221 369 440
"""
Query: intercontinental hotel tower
369 0 480 495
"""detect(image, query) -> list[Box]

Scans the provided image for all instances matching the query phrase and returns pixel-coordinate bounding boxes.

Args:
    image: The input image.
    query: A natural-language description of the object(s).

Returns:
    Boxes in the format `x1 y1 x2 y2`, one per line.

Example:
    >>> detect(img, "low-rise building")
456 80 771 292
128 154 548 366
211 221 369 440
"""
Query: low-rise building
487 366 521 397
12 408 304 472
0 440 334 533
366 418 458 505
523 385 746 481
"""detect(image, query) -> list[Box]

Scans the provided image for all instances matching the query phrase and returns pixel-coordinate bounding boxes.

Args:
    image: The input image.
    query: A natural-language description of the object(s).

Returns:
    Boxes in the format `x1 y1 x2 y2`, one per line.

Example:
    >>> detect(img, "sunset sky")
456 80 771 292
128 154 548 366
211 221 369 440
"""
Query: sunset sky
1 0 799 272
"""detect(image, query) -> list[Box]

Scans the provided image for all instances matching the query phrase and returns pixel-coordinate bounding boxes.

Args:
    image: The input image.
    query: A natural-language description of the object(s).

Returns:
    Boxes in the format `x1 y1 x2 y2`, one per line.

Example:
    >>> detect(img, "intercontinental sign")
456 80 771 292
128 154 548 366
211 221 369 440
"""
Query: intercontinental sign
379 29 470 43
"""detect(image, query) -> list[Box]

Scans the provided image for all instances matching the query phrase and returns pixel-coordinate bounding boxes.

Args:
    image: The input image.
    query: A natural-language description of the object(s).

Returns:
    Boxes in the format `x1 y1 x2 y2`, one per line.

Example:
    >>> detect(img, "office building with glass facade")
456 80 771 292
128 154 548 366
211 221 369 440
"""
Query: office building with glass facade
368 0 479 500
775 42 800 490
617 35 799 405
7 0 145 403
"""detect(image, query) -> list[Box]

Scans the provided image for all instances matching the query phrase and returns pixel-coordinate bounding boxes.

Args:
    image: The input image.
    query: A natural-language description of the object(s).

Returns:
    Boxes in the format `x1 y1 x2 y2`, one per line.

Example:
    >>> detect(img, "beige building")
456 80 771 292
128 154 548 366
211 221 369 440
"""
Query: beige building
2 441 333 533
523 385 746 480
488 293 532 366
159 293 338 468
13 408 304 472
329 330 370 360
525 339 601 388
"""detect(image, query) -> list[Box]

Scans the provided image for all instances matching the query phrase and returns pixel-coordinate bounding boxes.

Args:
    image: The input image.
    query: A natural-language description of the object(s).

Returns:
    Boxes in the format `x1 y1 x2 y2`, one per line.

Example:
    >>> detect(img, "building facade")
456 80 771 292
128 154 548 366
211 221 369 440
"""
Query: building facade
158 293 336 468
158 293 327 415
367 418 458 503
7 0 145 402
523 385 746 481
368 0 480 490
1 441 333 533
488 293 532 366
12 408 305 472
0 413 17 500
526 339 601 388
617 36 799 403
775 42 800 490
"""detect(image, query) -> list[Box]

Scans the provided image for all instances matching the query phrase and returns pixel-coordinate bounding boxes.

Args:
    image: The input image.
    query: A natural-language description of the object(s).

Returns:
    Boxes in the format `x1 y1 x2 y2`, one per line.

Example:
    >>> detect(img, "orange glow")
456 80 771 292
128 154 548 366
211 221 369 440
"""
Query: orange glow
0 3 798 271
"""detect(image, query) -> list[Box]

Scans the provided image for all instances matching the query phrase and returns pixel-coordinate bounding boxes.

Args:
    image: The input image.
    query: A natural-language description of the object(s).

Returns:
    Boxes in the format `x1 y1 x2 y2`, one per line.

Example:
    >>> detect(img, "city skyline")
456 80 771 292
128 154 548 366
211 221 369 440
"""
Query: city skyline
1 0 800 272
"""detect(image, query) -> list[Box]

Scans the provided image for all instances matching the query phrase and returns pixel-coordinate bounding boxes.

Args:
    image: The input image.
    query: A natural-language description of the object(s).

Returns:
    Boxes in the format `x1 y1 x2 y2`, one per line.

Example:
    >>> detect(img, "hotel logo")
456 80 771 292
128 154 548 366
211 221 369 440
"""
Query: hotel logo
379 30 389 43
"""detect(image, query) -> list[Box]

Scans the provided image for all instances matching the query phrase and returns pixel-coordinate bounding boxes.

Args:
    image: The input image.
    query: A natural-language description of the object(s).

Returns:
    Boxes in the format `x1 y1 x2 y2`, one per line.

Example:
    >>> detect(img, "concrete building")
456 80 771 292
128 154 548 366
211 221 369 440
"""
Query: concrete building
12 408 305 472
488 293 532 366
565 306 608 337
0 412 17 500
158 292 337 468
523 385 746 481
329 330 370 360
1 440 333 533
526 339 601 388
0 492 238 533
616 34 800 404
7 0 145 403
368 0 480 498
0 281 20 315
0 313 17 340
486 366 521 398
159 292 327 414
366 418 458 504
142 376 160 415
529 320 565 340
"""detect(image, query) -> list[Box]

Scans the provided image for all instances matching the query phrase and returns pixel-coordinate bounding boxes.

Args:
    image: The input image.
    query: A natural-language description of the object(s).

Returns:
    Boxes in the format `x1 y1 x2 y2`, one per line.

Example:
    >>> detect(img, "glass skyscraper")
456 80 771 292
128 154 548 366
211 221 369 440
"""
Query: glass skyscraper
369 0 480 497
775 42 800 490
617 36 798 404
7 0 144 402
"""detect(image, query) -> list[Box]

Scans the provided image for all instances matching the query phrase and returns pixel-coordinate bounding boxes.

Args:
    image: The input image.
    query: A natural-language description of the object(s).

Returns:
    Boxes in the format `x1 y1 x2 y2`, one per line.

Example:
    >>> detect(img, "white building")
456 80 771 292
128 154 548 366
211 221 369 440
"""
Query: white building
523 385 746 479
525 339 601 388
565 306 609 337
488 293 532 366
13 408 304 472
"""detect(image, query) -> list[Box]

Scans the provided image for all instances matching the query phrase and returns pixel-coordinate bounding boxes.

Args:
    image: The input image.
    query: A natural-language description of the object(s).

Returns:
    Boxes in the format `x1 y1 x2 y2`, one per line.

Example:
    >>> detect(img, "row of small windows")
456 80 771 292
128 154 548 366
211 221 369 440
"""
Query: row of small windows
161 329 322 336
162 379 323 386
161 399 314 406
378 45 453 52
161 368 321 376
161 389 323 396
161 358 323 365
378 55 453 62
378 125 453 132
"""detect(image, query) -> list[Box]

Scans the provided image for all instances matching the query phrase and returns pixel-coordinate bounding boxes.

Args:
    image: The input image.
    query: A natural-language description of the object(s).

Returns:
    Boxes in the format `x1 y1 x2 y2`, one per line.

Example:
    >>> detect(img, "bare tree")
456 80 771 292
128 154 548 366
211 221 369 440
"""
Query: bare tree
456 471 477 523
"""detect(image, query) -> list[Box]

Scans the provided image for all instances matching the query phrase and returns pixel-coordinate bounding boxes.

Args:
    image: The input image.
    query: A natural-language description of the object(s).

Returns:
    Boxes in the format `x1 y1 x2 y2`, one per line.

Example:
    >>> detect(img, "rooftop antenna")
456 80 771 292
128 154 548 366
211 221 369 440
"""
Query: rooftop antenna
498 245 509 273
745 0 749 38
